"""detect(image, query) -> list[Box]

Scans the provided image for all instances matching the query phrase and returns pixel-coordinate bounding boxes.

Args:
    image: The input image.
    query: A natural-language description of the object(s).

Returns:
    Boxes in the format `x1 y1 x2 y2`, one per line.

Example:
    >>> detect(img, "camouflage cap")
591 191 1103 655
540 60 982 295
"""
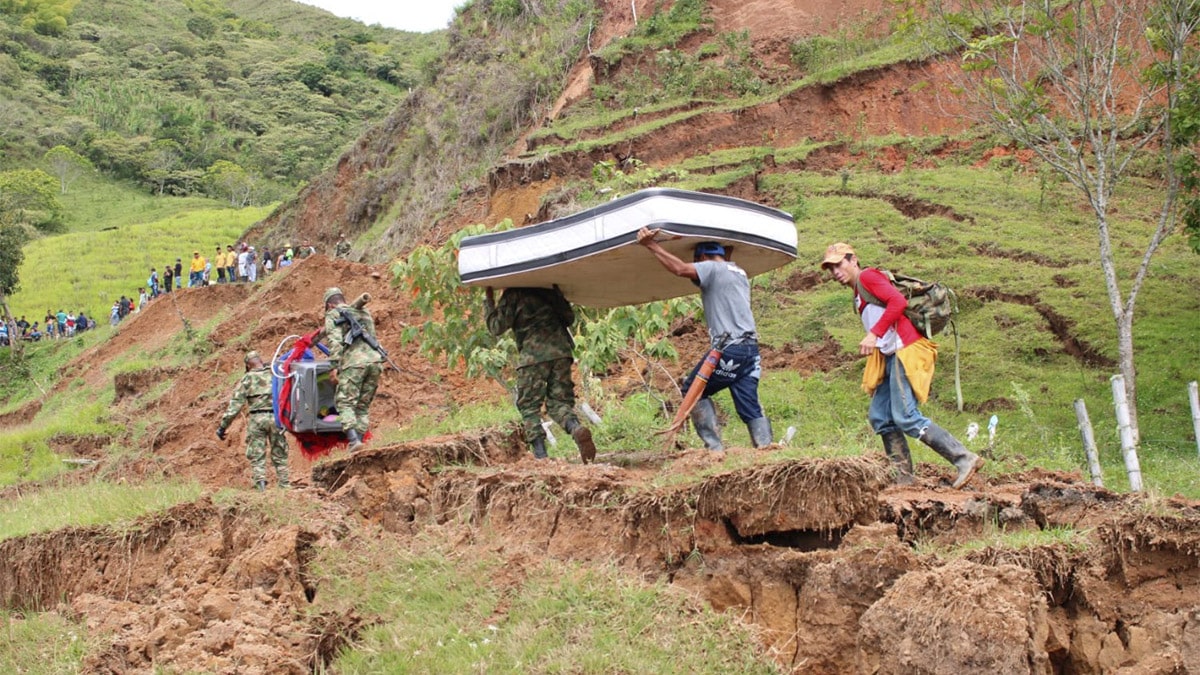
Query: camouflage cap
244 350 261 364
323 287 344 305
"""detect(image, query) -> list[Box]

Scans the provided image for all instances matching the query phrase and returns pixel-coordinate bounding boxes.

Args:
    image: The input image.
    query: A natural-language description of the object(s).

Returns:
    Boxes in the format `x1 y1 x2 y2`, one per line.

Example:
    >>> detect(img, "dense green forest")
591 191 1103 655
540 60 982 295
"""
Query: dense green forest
0 0 444 211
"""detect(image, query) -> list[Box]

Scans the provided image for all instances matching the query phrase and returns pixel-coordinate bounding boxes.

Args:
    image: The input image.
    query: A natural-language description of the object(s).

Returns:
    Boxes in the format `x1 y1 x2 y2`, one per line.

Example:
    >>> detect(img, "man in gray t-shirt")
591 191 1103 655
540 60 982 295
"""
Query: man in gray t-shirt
637 227 773 450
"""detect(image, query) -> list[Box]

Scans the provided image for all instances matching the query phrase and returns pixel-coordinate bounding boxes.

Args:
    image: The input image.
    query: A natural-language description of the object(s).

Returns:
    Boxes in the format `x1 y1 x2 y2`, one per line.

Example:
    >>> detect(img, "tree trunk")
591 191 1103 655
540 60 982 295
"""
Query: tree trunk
1094 212 1141 444
0 290 22 360
1116 310 1140 445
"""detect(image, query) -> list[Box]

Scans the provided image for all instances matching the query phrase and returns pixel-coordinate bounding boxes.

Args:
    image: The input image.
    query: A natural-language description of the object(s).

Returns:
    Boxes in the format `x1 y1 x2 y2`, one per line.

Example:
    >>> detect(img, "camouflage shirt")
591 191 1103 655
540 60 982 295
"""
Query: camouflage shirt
485 287 575 368
324 303 383 369
334 240 351 258
220 366 274 428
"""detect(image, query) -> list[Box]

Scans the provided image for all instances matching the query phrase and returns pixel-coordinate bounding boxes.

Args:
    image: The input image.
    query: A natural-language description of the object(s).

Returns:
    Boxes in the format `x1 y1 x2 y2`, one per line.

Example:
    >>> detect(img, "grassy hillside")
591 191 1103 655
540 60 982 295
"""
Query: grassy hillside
0 0 443 200
7 203 271 320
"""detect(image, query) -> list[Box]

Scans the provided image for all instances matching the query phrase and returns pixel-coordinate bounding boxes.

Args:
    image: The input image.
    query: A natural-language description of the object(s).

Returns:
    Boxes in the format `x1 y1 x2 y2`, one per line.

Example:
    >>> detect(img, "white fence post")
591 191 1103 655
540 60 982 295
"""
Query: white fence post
1111 375 1142 492
1074 399 1104 488
1189 381 1200 459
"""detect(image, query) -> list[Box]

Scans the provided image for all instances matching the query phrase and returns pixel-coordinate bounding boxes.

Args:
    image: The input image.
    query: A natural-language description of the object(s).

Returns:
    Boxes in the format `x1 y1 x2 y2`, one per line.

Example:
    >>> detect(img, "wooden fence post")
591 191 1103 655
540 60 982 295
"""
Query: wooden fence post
1189 381 1200 459
1074 399 1104 488
1111 375 1142 492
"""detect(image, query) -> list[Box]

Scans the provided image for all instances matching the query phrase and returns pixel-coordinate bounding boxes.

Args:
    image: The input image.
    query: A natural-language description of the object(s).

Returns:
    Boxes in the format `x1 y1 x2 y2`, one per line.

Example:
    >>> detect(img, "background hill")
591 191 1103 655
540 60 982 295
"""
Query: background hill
1 0 1199 672
0 0 443 197
0 0 442 321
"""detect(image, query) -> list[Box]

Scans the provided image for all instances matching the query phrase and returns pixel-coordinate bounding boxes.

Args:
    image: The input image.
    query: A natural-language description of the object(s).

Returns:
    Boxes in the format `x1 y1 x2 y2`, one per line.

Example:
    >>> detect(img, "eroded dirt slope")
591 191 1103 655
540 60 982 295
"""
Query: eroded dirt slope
5 430 1199 673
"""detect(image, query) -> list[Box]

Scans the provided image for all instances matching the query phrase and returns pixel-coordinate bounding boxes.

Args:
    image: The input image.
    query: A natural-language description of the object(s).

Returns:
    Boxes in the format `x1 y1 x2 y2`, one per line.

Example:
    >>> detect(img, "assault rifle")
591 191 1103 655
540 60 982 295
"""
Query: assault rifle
332 303 405 376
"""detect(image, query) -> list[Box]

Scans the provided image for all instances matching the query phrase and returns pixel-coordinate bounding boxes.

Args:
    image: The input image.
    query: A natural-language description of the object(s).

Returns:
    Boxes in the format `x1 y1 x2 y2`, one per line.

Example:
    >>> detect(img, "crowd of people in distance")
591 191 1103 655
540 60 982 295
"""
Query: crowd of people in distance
1 309 97 345
3 235 350 349
118 240 324 327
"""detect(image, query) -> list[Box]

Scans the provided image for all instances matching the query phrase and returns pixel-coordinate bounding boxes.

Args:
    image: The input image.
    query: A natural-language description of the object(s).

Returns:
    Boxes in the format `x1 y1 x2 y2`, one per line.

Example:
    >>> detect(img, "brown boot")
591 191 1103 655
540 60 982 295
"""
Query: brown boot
567 420 596 464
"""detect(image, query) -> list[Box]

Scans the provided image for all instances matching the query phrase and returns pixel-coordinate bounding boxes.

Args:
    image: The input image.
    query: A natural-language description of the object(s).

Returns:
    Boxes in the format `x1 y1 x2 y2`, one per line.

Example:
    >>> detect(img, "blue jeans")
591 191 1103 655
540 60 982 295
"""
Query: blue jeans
868 352 931 437
682 341 764 423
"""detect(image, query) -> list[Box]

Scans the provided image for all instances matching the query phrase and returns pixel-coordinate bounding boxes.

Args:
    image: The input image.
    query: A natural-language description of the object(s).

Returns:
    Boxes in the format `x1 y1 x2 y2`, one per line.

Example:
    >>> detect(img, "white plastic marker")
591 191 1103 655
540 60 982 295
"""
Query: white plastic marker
966 422 980 442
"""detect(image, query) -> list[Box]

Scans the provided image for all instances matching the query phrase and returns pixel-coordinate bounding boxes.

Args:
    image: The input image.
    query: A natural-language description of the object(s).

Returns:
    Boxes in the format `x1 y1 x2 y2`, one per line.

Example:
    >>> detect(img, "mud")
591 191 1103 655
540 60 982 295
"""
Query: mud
5 422 1200 673
0 496 355 674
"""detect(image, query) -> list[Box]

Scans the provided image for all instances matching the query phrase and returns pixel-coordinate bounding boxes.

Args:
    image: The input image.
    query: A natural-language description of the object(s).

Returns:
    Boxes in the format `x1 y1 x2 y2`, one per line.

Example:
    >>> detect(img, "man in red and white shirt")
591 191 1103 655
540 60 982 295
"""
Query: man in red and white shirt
821 242 982 489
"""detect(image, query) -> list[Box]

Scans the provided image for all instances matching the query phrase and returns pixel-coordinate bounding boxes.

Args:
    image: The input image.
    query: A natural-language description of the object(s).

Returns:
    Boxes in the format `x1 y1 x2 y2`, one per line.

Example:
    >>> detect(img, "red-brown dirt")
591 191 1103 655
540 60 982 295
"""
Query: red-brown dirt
7 1 1200 672
6 428 1198 672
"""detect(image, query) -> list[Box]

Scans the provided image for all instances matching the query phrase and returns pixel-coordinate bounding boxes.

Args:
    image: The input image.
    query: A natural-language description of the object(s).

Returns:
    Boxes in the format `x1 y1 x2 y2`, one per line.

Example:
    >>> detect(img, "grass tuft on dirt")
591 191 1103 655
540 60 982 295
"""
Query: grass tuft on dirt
0 480 203 541
316 535 781 674
0 609 89 672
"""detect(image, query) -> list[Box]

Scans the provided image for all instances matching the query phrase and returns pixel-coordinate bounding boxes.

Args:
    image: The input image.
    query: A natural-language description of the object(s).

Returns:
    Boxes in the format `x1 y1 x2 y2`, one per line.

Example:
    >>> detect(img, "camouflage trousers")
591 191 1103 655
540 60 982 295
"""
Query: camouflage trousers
336 363 382 435
516 357 579 442
246 413 289 487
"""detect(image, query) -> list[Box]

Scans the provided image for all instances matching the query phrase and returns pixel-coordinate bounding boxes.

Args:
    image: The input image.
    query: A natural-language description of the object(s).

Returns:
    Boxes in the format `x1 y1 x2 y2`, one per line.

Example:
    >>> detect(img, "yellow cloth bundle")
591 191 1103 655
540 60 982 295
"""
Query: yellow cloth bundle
861 338 939 403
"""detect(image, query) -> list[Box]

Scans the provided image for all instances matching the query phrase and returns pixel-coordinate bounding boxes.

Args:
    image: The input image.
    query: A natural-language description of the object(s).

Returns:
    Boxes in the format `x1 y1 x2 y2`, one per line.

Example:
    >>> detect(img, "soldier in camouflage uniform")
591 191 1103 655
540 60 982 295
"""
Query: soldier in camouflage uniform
217 351 290 490
334 233 351 259
485 286 597 463
323 287 383 452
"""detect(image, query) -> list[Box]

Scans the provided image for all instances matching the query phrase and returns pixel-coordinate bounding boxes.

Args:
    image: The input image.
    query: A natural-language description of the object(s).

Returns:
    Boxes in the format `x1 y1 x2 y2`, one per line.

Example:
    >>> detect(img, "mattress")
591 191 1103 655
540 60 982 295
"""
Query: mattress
457 188 797 308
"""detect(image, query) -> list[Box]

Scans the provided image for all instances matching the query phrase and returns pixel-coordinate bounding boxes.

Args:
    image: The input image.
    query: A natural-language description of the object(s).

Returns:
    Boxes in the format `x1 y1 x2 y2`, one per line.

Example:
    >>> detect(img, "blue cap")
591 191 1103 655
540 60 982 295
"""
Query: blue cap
693 241 726 260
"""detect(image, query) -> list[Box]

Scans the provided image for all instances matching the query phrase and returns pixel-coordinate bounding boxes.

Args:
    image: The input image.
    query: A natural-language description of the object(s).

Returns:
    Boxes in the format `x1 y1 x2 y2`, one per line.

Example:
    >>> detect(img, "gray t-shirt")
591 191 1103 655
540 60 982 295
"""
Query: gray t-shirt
695 260 756 344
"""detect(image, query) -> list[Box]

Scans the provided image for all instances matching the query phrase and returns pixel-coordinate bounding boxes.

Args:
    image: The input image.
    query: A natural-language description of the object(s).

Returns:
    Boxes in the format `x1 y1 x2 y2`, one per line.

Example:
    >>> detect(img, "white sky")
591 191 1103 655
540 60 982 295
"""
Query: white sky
295 1 463 32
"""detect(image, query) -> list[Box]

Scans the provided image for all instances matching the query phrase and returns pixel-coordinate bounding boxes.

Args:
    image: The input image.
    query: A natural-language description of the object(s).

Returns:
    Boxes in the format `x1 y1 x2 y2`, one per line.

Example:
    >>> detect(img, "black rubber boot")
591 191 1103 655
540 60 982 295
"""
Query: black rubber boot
690 398 724 451
746 417 773 449
881 430 915 485
919 423 983 489
345 429 364 453
565 419 596 464
530 437 548 459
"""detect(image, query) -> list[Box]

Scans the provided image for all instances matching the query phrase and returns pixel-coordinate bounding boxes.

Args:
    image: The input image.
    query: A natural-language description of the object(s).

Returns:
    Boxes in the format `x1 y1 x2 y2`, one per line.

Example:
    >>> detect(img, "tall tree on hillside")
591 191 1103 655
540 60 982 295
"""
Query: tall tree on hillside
145 140 184 197
919 0 1200 443
43 145 93 194
204 160 258 207
0 168 63 232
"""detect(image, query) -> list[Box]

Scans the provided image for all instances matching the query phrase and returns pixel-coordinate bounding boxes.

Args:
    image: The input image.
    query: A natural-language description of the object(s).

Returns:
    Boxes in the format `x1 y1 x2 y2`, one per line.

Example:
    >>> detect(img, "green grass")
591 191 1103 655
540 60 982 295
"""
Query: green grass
0 479 203 541
374 399 518 446
916 525 1087 558
0 609 89 673
0 380 120 486
317 538 780 674
0 329 108 414
7 205 272 321
527 25 939 156
57 172 228 233
751 160 1200 496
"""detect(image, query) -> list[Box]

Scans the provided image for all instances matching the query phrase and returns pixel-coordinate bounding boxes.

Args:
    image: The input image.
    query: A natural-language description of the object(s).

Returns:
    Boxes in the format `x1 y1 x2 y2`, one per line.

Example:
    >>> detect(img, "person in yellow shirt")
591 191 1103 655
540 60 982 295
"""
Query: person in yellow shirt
189 251 206 287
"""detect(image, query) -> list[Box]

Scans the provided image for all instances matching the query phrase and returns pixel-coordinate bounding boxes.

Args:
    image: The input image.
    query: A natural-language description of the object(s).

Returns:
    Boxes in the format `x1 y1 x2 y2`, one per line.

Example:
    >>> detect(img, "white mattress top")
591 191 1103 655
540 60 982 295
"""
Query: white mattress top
459 188 797 308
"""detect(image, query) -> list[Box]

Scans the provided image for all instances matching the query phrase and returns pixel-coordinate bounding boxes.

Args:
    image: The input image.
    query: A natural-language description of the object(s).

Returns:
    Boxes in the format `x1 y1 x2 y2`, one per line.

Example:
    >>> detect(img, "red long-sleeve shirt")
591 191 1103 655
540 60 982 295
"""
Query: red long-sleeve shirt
855 268 921 351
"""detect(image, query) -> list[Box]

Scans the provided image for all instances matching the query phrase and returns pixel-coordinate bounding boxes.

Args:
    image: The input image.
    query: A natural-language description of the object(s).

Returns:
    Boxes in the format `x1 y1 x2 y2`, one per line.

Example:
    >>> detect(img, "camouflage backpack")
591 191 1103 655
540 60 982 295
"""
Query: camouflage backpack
856 269 957 339
857 268 963 410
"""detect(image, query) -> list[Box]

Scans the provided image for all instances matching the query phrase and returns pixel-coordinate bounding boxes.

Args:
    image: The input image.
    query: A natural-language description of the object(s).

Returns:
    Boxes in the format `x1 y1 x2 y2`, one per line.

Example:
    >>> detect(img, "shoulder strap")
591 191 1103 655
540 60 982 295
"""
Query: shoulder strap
855 269 892 308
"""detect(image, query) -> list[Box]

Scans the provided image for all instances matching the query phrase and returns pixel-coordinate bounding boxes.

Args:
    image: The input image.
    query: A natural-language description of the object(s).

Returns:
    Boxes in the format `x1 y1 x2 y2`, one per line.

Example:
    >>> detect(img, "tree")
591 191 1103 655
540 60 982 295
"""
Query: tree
144 139 183 196
203 160 257 207
43 144 93 194
917 0 1200 443
0 168 64 232
0 224 26 358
